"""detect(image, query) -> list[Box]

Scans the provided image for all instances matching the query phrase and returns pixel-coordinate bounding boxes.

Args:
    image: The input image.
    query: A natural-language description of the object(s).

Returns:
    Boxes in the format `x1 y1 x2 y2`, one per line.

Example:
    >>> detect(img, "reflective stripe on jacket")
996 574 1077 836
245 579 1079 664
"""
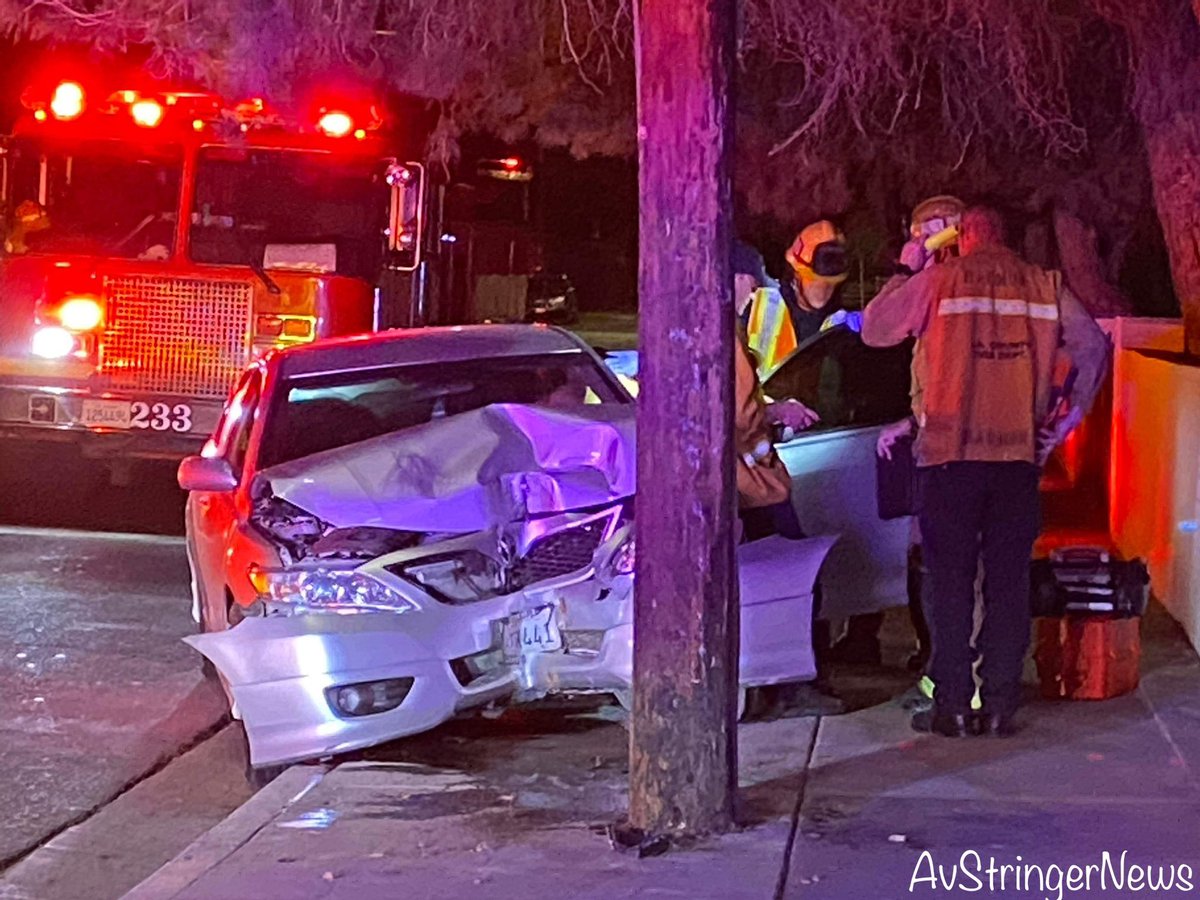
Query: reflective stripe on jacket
862 246 1108 468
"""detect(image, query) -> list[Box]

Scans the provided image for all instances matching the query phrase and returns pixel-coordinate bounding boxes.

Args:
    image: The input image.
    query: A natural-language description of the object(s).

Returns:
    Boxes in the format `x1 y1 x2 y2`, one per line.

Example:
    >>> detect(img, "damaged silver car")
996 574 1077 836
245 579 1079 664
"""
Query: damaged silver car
179 326 832 773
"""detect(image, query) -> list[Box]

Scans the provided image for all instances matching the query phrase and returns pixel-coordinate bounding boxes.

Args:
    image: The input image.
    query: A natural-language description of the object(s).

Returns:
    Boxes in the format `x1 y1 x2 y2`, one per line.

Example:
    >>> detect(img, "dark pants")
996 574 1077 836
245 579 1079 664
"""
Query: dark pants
739 500 831 669
740 501 805 543
918 462 1040 717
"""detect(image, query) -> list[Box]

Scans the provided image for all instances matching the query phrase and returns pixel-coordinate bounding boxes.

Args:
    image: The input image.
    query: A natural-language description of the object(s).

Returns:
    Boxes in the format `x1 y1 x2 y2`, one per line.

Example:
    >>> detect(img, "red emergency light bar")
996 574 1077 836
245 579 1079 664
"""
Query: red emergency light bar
20 79 386 141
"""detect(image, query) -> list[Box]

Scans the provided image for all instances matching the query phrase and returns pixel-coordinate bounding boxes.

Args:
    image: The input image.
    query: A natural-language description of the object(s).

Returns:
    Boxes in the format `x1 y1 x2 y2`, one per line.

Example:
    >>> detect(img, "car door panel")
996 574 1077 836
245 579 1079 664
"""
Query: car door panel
777 426 911 620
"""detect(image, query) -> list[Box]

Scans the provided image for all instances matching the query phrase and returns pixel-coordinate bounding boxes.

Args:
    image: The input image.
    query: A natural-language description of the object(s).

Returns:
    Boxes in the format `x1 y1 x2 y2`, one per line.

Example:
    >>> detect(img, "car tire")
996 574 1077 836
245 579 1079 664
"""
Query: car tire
235 722 287 789
244 761 287 790
741 686 774 721
196 589 234 680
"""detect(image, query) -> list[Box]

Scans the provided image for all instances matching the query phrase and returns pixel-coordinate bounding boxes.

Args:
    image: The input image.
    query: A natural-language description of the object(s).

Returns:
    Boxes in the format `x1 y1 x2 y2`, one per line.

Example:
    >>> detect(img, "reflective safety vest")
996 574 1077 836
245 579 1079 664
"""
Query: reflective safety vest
745 287 798 379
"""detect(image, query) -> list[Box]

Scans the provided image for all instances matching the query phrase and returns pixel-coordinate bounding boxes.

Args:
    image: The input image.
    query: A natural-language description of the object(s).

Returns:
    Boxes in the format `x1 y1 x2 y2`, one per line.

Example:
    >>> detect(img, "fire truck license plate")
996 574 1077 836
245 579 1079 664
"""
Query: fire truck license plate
81 399 133 429
81 400 194 432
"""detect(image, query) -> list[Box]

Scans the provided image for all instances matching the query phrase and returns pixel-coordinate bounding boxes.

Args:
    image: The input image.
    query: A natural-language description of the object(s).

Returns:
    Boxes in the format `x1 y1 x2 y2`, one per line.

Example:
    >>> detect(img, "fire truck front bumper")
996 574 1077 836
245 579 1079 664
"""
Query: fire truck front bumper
0 368 223 460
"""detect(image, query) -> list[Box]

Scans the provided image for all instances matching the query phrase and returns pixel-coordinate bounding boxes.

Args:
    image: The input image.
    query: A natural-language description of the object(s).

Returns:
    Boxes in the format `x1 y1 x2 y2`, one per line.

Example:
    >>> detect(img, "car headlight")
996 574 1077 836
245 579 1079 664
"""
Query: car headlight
248 565 417 613
388 551 508 605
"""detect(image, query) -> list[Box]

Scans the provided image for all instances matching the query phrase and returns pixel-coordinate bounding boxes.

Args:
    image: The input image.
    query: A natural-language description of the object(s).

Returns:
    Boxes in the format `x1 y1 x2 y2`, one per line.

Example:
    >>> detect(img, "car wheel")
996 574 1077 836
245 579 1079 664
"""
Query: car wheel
741 686 774 721
235 722 287 789
197 589 235 680
244 761 287 790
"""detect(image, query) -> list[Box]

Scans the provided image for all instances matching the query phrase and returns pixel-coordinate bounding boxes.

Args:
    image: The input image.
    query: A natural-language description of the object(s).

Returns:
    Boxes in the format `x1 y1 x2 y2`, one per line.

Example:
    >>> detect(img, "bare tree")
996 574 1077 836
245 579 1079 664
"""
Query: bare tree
1091 0 1200 349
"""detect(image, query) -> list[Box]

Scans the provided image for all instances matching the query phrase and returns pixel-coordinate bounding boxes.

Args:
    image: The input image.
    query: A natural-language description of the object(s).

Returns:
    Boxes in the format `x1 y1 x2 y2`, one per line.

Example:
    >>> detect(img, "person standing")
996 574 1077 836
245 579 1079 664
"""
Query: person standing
733 242 820 533
733 242 842 717
742 221 850 378
862 206 1109 737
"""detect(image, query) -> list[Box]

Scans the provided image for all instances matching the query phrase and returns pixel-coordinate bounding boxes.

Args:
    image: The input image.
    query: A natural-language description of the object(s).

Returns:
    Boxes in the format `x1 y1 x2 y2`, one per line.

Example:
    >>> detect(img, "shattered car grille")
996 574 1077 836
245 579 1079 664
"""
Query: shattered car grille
510 518 611 589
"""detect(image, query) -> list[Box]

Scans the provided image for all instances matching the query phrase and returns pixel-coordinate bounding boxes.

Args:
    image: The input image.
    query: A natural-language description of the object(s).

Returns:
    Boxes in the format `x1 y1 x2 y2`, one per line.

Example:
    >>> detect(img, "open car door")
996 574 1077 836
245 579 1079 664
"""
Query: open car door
765 327 915 620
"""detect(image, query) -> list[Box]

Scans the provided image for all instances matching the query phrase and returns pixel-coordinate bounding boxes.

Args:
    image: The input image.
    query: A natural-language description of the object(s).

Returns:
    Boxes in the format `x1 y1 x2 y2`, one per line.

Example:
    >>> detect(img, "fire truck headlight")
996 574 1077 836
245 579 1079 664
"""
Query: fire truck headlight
58 297 104 331
31 327 78 359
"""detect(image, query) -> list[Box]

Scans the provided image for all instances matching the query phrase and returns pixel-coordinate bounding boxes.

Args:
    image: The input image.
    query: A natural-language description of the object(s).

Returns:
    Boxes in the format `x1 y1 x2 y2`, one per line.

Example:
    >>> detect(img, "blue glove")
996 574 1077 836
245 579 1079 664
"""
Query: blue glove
821 309 863 333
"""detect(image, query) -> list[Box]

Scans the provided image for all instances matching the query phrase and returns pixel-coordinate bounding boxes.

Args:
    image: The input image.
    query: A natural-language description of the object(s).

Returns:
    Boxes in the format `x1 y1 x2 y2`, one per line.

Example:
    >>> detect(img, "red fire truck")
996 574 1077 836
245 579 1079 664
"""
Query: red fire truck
0 74 424 470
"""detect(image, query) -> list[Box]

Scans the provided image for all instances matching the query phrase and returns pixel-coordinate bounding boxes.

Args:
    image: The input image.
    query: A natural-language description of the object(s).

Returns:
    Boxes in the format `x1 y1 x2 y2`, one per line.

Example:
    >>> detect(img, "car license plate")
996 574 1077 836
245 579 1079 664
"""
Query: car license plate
503 605 563 659
80 400 195 433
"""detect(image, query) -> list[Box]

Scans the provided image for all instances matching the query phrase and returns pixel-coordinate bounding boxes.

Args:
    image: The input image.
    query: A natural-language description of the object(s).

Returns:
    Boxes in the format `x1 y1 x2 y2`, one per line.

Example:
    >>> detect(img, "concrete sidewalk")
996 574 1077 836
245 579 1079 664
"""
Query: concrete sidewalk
126 608 1200 899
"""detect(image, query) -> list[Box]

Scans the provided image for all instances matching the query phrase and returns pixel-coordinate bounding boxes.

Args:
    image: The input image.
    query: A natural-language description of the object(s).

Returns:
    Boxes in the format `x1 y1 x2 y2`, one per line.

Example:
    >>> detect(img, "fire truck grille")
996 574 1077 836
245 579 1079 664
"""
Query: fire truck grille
99 276 252 398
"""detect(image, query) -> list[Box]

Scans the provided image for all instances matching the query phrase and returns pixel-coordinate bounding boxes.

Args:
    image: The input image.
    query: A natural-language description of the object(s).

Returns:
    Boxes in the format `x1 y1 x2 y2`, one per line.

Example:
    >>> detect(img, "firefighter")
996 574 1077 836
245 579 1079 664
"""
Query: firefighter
744 220 850 377
734 241 820 530
863 206 1109 738
781 219 850 343
734 242 841 717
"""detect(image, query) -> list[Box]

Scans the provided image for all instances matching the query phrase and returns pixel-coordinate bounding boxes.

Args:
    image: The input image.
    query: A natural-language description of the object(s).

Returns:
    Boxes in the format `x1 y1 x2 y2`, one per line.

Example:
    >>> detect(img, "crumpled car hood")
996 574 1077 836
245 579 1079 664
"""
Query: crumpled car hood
260 403 635 533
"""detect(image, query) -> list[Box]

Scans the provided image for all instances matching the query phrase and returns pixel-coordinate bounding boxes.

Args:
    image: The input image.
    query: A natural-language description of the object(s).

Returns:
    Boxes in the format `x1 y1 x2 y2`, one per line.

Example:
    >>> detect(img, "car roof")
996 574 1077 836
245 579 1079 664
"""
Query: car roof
274 324 591 379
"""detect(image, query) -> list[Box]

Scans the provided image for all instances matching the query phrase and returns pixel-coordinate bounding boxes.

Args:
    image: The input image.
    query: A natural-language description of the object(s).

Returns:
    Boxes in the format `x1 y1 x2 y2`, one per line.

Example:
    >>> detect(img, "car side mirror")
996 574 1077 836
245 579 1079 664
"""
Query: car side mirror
178 455 238 493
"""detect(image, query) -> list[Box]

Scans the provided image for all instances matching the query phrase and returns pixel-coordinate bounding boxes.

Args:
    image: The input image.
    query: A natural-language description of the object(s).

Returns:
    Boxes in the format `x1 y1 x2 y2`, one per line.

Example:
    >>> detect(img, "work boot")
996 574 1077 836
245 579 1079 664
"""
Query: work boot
911 707 970 738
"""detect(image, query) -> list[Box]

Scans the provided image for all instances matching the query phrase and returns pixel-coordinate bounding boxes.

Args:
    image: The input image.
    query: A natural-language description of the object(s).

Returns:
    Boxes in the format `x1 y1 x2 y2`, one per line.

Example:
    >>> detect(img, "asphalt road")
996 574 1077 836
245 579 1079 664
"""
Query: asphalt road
0 449 228 867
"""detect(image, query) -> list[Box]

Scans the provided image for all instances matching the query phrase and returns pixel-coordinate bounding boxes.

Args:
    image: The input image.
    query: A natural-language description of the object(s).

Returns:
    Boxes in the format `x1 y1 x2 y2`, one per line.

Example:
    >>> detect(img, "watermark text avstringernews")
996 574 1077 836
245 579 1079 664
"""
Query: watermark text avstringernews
910 850 1195 900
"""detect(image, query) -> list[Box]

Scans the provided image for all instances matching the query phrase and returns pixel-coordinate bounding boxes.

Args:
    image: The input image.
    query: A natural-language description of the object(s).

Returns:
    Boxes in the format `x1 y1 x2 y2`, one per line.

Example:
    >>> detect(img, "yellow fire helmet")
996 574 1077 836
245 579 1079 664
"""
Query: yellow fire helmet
910 195 966 252
785 220 849 285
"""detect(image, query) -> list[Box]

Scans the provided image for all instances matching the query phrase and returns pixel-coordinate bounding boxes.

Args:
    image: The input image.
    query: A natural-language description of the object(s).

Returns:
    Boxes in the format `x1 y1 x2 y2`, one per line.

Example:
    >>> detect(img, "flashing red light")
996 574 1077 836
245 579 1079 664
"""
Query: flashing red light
192 118 205 132
317 111 354 138
33 109 47 122
50 81 85 121
58 296 104 331
130 99 165 128
353 128 367 141
500 157 522 170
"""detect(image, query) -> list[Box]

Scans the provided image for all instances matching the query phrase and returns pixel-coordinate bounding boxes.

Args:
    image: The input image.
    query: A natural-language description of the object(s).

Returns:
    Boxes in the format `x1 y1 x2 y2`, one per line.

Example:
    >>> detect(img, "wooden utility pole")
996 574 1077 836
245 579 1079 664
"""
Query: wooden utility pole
630 0 739 836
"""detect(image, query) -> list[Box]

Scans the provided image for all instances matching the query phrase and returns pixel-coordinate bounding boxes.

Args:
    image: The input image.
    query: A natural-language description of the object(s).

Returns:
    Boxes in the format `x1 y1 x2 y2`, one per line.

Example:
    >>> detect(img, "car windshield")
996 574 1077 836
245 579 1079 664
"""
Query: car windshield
189 147 385 280
258 352 624 468
2 138 182 260
763 327 913 432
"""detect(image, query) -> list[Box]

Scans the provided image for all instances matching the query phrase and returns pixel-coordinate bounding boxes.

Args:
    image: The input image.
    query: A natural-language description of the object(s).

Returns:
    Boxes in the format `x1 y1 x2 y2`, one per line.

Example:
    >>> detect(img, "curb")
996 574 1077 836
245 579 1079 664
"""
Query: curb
121 765 327 900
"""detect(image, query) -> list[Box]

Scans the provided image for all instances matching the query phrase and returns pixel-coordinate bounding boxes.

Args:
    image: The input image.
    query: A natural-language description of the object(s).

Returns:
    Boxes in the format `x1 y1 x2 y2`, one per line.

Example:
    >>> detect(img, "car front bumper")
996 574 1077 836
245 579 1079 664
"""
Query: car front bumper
186 607 518 768
190 535 837 767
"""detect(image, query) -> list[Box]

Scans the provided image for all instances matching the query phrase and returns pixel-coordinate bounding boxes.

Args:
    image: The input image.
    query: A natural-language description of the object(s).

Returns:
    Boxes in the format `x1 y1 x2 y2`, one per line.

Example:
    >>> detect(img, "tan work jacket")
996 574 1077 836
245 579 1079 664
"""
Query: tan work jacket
863 245 1109 468
735 334 792 508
